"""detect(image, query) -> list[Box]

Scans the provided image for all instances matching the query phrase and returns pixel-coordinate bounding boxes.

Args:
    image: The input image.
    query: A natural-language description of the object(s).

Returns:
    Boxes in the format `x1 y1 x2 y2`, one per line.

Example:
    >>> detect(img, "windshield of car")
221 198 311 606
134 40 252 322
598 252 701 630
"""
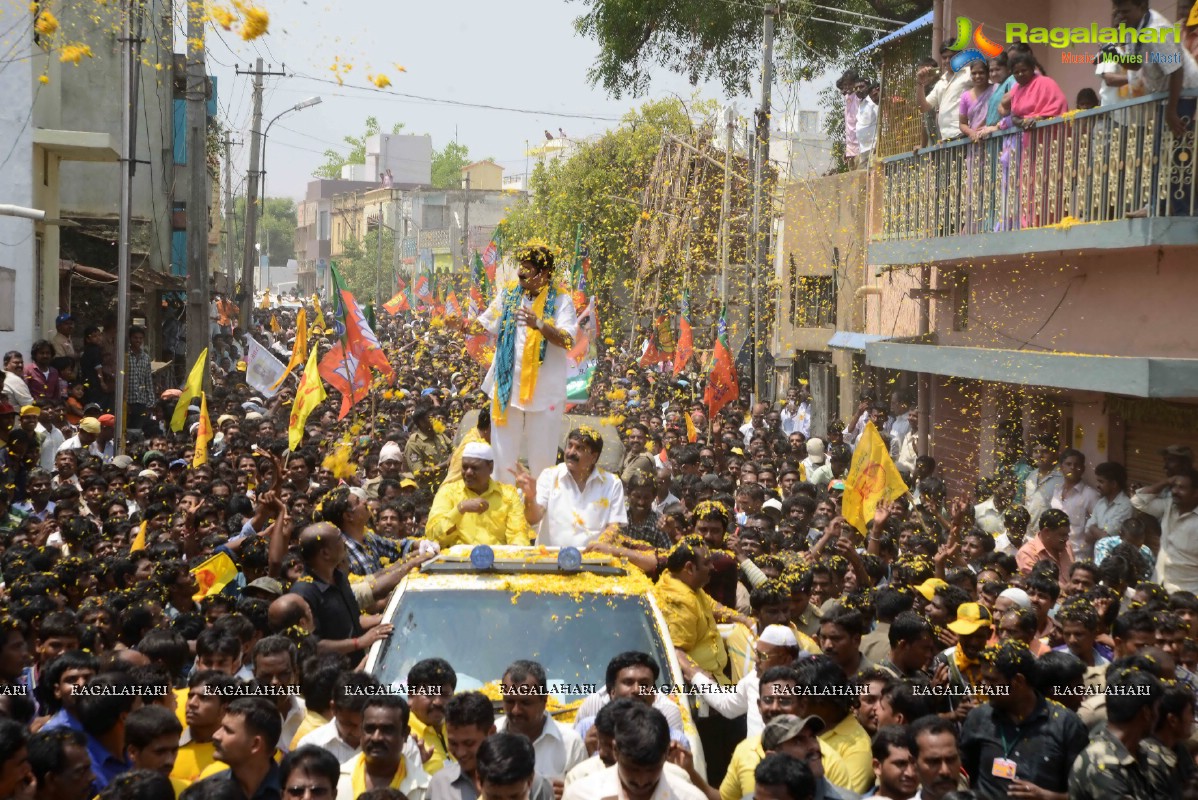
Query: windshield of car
372 588 672 704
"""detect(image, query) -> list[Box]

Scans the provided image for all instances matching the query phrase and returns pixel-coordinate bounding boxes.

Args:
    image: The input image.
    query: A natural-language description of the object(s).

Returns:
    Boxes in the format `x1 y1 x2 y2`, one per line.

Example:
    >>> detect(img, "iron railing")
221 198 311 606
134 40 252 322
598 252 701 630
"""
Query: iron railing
875 90 1197 242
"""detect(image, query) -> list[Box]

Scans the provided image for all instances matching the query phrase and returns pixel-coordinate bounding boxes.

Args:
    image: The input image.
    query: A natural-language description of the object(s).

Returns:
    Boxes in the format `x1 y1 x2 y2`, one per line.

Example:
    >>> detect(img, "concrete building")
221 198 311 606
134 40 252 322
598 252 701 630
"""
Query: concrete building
295 179 380 293
0 0 179 355
853 0 1198 495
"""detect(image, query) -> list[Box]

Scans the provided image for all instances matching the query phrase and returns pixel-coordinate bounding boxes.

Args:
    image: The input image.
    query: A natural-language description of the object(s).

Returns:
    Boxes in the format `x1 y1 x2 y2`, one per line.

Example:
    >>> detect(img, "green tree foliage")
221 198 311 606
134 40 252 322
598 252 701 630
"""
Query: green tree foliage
314 116 406 179
333 227 396 304
501 97 719 336
232 197 297 263
571 0 931 97
431 141 471 189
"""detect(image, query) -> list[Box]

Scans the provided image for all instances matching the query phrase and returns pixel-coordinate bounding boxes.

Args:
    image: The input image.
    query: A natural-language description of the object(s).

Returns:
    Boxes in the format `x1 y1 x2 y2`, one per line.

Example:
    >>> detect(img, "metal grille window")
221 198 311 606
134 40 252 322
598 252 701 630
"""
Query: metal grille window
793 275 836 327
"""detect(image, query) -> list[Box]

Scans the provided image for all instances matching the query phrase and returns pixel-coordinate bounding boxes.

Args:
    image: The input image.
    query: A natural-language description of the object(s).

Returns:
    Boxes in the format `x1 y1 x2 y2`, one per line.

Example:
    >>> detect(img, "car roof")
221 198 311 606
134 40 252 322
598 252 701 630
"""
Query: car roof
402 546 655 596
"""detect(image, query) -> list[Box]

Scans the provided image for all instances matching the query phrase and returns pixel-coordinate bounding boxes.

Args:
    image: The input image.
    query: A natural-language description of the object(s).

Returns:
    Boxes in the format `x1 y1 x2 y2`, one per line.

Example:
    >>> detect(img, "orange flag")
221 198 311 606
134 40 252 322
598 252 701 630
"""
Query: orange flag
703 305 739 420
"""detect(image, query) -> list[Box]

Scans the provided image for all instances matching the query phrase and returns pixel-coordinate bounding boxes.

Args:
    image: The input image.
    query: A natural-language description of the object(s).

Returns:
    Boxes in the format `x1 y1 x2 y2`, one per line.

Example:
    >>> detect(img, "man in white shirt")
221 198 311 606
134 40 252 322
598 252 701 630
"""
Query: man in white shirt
572 653 689 748
563 704 705 800
459 244 579 481
854 80 878 161
684 625 800 737
779 390 810 438
740 403 769 447
2 352 33 409
516 428 627 548
1131 468 1198 592
496 660 588 791
918 42 973 141
298 673 383 763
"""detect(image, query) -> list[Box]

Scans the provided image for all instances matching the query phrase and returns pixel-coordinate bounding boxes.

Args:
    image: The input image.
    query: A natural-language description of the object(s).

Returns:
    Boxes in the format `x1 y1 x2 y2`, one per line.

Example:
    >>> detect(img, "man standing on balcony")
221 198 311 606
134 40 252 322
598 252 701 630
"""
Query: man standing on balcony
840 71 862 169
917 40 973 142
1115 0 1198 215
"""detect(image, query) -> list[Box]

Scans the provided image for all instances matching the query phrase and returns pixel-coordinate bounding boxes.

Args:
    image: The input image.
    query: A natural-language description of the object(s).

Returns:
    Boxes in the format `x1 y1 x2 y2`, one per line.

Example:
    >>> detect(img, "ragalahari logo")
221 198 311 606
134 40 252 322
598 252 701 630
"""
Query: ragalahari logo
947 17 1005 71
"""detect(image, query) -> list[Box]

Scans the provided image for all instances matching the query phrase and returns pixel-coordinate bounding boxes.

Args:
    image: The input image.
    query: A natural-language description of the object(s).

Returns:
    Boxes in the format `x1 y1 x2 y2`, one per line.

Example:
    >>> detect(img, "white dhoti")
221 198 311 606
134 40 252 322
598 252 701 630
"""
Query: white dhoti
489 407 563 483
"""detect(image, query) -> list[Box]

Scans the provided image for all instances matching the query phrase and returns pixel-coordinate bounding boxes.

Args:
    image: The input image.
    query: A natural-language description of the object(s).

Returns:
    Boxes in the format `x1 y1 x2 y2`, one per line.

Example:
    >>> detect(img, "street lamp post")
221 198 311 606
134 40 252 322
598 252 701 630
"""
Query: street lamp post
258 96 321 288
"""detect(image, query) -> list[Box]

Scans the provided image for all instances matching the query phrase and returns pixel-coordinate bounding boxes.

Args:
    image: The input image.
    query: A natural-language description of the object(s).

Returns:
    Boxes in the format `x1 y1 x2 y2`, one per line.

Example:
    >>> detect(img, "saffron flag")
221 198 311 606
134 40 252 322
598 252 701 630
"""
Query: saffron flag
703 305 738 420
674 291 693 377
288 345 326 450
193 392 213 467
842 422 910 534
190 552 239 601
269 309 307 390
170 348 207 432
383 289 410 315
445 291 462 318
337 287 393 379
684 409 698 443
414 274 434 311
319 343 373 419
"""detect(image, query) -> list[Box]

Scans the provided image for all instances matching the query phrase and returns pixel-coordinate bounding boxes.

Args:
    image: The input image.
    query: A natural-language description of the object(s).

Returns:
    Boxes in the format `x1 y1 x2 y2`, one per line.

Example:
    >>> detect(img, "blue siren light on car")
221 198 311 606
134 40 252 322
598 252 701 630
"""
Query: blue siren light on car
558 546 583 571
470 545 495 570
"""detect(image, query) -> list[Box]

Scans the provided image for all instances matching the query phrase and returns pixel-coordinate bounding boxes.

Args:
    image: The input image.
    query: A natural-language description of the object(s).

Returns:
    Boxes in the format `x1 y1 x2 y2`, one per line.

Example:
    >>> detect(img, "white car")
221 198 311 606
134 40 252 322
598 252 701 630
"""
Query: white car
365 545 706 774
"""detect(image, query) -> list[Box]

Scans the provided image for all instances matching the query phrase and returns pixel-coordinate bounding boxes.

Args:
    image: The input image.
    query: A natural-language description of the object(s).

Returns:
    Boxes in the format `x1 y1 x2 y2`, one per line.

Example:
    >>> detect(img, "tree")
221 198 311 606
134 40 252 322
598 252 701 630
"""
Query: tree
332 228 395 303
314 116 405 179
571 0 931 97
231 197 297 264
431 141 471 189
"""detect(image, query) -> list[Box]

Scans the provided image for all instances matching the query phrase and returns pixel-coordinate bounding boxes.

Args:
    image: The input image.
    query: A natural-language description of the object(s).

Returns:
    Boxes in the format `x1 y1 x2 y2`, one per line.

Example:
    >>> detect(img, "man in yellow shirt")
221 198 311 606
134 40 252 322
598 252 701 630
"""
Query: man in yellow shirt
793 656 873 794
171 671 236 786
407 657 456 775
425 442 531 547
719 667 854 800
653 537 752 684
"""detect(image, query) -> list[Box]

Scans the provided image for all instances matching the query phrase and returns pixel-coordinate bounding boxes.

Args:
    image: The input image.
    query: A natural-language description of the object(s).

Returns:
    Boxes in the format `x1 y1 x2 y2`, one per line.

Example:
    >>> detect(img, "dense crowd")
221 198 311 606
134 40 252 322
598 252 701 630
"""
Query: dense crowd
0 259 1193 800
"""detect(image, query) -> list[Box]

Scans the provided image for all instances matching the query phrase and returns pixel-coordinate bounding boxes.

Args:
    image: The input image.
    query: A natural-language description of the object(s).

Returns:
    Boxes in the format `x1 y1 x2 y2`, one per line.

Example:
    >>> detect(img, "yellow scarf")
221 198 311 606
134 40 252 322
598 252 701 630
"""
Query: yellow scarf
518 286 550 406
351 754 407 797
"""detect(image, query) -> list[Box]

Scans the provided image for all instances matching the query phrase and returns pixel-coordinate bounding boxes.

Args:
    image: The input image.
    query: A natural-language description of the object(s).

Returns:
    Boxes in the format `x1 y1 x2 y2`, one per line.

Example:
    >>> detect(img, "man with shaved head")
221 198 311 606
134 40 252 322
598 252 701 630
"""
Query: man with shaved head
286 522 391 662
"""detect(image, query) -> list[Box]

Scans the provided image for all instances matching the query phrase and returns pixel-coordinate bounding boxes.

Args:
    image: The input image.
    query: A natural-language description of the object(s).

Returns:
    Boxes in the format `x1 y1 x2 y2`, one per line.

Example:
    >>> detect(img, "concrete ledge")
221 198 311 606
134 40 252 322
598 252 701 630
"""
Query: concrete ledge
868 217 1198 269
865 342 1198 398
33 129 120 162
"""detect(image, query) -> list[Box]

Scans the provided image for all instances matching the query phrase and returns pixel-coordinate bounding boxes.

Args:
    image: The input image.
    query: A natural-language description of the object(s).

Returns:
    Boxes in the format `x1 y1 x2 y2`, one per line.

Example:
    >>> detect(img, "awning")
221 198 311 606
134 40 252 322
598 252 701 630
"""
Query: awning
827 331 891 351
59 261 185 292
858 11 934 55
865 341 1198 399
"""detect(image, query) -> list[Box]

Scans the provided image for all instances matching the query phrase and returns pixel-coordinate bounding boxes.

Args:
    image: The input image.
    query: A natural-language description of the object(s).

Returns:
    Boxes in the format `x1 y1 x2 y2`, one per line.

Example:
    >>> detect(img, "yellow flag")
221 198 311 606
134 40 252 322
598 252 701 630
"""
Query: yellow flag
193 392 213 467
191 551 239 600
130 520 148 552
270 313 281 332
170 348 207 432
842 421 909 534
288 344 326 450
684 409 698 443
270 308 307 390
312 295 327 332
260 291 271 309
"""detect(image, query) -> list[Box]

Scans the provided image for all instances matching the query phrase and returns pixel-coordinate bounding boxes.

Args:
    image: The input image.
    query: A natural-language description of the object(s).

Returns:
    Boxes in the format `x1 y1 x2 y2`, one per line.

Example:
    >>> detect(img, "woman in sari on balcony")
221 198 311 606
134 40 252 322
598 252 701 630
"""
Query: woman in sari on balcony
959 60 997 233
1006 52 1070 228
980 53 1016 231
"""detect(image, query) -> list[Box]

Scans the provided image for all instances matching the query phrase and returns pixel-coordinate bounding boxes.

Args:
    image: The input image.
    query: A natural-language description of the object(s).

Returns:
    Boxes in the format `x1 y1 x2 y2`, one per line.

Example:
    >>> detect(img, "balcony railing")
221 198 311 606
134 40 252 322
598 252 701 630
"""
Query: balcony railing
875 90 1197 242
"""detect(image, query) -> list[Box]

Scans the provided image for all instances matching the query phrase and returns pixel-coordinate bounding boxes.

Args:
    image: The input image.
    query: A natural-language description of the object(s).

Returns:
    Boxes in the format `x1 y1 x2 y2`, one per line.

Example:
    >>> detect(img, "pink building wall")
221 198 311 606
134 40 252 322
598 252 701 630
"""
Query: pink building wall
949 247 1198 357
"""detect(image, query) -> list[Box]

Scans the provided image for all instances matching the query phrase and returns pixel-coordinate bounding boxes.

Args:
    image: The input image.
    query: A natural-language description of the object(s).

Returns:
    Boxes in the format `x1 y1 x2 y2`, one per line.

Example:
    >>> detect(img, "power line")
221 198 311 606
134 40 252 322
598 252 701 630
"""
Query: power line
285 71 624 121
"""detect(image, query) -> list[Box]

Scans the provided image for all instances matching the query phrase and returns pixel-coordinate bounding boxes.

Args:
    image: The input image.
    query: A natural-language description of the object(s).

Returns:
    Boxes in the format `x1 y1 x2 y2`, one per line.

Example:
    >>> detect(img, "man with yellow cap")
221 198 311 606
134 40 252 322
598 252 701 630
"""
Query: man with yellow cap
425 441 532 547
930 603 993 723
56 416 103 459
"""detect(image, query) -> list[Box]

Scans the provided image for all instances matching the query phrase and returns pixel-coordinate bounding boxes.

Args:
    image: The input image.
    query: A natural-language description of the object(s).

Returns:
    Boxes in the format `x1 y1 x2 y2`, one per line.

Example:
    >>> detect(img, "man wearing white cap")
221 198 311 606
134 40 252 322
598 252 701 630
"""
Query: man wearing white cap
364 441 407 499
425 441 533 546
799 439 826 482
681 624 800 737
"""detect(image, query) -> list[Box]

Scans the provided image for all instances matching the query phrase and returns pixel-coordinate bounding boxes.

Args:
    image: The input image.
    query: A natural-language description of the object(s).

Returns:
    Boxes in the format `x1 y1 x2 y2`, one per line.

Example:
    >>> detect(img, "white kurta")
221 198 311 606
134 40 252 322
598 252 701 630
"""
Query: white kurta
478 286 578 413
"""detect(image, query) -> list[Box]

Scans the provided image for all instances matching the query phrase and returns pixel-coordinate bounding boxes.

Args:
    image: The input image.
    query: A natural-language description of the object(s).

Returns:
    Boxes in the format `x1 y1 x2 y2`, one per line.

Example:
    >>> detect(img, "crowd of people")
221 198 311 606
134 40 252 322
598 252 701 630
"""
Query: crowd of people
0 242 1193 800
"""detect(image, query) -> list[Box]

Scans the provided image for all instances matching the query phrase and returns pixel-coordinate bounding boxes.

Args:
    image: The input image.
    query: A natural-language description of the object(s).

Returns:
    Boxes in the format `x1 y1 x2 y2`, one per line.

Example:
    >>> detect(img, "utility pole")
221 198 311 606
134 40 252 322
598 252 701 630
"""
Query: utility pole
236 59 286 328
374 201 383 308
114 0 140 453
718 107 734 304
185 0 210 386
750 3 776 402
223 135 237 294
461 171 471 277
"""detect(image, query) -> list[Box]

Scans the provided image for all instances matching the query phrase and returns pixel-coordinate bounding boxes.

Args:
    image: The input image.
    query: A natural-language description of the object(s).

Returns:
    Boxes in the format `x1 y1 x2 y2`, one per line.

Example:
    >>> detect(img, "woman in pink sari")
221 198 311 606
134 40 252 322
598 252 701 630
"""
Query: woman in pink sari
1007 53 1069 227
959 60 997 233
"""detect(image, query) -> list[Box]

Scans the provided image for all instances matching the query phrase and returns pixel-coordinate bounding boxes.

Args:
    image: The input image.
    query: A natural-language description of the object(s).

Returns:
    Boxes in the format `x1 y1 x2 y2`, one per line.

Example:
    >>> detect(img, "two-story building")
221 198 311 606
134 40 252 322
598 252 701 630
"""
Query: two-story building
855 0 1198 494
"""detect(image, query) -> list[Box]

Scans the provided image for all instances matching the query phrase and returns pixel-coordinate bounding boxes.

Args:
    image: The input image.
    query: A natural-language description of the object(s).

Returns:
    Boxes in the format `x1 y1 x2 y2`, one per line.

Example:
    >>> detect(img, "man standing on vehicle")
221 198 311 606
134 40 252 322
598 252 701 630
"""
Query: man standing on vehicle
496 660 587 797
454 243 578 482
514 428 627 548
426 442 532 547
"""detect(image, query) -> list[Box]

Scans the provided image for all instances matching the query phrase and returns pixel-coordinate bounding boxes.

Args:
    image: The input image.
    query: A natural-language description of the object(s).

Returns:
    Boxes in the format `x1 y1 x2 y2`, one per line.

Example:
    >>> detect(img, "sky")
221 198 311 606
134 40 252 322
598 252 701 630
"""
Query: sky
202 0 834 202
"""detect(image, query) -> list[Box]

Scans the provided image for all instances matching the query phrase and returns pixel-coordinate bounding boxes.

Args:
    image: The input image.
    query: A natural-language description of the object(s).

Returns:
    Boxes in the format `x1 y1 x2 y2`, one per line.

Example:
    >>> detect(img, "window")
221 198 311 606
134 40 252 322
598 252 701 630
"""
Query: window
798 110 819 135
793 275 836 328
318 210 330 241
0 267 14 331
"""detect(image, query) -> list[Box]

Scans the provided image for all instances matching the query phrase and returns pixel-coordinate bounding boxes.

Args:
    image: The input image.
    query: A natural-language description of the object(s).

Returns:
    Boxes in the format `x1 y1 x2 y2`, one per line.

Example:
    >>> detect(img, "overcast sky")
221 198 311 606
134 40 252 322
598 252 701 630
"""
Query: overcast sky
203 0 833 201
